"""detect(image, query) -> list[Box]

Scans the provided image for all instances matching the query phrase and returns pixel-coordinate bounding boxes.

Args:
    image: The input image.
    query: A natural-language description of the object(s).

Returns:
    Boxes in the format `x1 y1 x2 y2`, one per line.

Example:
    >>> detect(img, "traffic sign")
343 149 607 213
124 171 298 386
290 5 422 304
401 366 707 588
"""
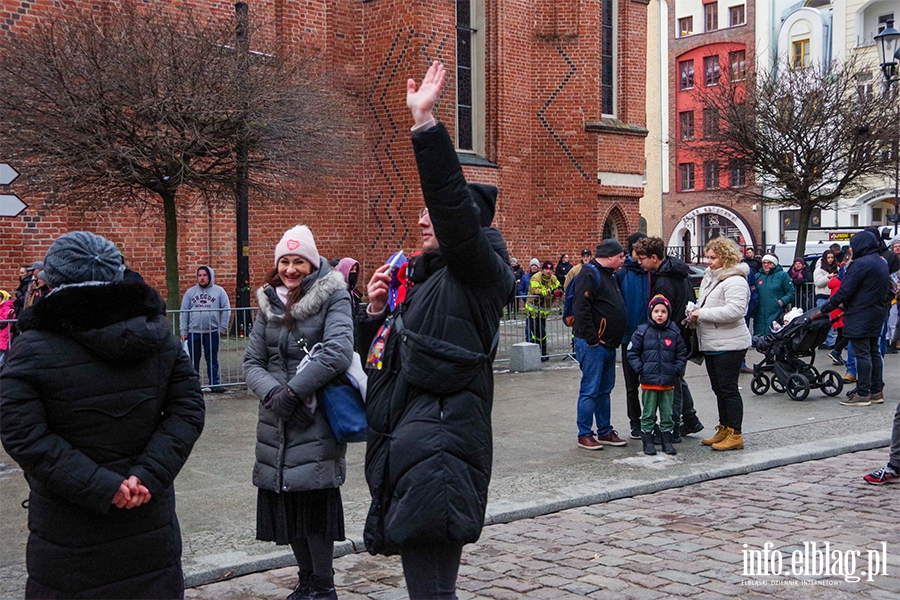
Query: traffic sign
0 194 26 218
0 163 18 186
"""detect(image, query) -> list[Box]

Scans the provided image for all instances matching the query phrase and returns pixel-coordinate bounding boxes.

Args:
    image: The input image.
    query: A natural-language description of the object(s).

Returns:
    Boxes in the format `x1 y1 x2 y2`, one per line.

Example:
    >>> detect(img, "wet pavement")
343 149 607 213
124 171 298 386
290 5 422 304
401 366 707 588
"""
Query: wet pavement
1 351 898 599
185 448 900 599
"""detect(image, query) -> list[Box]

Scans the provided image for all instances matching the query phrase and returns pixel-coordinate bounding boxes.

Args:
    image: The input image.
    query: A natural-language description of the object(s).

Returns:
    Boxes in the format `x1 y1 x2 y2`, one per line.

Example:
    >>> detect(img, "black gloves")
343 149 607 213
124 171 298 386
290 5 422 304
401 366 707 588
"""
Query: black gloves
264 386 315 429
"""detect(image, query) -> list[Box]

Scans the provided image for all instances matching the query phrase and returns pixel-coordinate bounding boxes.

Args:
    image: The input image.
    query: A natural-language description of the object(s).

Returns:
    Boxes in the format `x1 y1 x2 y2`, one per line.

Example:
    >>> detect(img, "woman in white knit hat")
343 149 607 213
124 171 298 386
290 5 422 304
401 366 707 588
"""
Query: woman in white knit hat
243 225 354 600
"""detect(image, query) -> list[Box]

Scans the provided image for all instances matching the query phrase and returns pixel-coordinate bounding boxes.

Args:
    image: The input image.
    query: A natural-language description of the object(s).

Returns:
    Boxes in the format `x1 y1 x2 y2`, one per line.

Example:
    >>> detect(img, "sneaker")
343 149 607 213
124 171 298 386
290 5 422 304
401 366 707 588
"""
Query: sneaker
200 386 212 393
210 386 226 393
596 430 628 447
863 465 899 485
840 393 871 407
577 435 604 450
843 373 857 383
828 350 845 365
740 366 754 374
869 391 884 404
629 427 641 440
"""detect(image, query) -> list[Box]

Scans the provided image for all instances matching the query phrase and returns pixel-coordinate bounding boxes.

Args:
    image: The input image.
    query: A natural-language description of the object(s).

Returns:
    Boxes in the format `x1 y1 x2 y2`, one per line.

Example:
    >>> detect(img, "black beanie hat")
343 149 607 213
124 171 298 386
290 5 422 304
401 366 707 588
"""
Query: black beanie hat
595 239 625 258
467 183 498 227
627 232 647 255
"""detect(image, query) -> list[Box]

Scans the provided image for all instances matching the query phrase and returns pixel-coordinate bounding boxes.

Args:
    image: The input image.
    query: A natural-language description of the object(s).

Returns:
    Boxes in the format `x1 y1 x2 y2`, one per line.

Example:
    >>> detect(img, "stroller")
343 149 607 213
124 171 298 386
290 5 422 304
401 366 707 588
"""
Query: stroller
750 307 844 401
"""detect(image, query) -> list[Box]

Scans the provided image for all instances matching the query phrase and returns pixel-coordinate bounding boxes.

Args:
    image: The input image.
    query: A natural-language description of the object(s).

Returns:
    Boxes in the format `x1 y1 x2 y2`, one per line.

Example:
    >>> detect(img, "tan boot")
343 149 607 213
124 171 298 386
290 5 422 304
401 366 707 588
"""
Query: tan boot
712 428 744 451
701 425 728 446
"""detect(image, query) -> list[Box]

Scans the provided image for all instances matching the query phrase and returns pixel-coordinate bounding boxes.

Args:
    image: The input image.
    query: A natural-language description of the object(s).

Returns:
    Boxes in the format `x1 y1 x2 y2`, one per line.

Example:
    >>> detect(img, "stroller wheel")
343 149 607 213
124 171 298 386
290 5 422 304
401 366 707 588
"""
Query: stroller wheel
787 374 810 401
819 370 844 397
750 374 770 395
771 376 786 393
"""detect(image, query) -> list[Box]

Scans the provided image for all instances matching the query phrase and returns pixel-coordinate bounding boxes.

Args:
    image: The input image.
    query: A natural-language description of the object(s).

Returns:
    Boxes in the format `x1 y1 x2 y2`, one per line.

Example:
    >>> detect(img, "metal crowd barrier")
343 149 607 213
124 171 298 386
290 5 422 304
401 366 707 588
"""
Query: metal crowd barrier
1 285 826 382
0 299 575 381
168 307 258 389
793 282 819 312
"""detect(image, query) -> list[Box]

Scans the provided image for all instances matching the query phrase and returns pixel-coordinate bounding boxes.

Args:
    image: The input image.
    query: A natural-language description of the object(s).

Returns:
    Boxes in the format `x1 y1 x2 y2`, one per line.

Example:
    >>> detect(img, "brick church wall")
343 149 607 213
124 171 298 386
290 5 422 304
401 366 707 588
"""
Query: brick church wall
1 0 648 301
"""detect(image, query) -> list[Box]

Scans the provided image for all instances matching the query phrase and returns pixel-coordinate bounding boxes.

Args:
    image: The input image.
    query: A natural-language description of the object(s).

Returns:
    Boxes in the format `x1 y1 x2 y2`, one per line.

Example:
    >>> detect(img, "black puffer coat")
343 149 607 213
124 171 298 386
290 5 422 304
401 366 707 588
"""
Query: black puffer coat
650 256 695 345
0 281 204 599
243 263 353 493
358 124 514 556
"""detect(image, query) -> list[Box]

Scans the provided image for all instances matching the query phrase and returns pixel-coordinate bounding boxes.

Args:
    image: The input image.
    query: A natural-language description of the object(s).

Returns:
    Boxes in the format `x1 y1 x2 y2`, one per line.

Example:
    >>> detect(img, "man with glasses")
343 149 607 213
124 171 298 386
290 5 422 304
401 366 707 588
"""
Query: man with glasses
359 61 514 599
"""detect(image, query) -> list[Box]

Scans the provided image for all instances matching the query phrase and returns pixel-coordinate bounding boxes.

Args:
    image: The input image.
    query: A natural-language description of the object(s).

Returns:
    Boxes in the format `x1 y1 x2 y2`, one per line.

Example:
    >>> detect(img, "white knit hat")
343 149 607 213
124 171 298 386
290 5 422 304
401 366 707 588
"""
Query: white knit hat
761 254 778 264
274 225 319 269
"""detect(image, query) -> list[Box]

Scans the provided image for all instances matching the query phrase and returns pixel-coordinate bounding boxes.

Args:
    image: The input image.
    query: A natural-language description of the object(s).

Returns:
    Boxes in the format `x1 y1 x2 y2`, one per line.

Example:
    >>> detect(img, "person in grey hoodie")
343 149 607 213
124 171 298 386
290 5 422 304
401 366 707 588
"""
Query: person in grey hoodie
180 265 231 392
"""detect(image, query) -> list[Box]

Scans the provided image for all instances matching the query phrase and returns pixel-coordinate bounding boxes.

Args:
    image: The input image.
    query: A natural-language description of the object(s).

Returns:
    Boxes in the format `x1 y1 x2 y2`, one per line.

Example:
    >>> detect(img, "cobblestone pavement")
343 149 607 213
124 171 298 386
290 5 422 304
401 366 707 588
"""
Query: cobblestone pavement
186 448 900 600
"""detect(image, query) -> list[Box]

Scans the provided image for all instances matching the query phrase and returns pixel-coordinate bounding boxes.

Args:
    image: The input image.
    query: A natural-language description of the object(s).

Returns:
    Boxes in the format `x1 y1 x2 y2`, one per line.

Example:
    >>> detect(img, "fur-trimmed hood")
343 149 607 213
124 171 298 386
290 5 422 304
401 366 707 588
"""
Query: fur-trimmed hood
256 260 347 322
16 281 171 361
714 262 749 281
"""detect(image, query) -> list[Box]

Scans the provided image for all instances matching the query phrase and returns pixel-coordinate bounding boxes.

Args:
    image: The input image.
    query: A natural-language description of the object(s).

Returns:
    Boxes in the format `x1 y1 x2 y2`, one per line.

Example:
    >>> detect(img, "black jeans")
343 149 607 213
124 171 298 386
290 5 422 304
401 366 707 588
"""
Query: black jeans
849 337 884 396
622 355 642 432
704 350 746 432
401 542 464 600
674 376 699 428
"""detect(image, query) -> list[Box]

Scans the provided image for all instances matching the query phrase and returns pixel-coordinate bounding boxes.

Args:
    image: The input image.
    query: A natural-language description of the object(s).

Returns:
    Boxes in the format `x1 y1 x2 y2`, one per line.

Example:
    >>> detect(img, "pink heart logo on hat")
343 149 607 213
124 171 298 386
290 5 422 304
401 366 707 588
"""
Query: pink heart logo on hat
287 239 300 250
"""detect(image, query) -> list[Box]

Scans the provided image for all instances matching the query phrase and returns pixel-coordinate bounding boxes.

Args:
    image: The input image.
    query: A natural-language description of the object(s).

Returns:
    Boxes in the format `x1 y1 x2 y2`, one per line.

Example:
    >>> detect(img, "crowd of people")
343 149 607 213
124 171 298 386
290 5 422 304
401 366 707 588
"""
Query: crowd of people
0 59 898 600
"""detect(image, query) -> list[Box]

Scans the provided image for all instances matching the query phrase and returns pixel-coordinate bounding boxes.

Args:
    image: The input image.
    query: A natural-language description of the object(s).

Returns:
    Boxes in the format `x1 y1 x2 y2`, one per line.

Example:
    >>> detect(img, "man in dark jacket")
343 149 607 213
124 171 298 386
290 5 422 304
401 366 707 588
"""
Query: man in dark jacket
817 231 891 405
633 236 704 439
1 231 204 599
615 232 649 440
572 239 628 450
358 61 514 599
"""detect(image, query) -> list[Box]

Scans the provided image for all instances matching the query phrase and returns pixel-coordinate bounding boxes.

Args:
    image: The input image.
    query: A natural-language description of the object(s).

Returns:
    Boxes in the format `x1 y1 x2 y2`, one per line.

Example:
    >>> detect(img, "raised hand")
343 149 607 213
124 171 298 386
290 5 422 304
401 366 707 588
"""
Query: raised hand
407 60 446 128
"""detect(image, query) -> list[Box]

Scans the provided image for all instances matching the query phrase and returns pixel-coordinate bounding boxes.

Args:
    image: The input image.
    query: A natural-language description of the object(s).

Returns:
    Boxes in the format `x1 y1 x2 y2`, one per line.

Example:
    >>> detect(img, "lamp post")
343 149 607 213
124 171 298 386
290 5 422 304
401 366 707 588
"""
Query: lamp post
234 2 251 309
874 18 900 234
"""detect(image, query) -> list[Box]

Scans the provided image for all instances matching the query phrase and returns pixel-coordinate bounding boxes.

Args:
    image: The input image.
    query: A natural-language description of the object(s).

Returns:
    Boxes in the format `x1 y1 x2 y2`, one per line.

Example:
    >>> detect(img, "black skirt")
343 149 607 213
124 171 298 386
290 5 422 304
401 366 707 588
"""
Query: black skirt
256 487 345 545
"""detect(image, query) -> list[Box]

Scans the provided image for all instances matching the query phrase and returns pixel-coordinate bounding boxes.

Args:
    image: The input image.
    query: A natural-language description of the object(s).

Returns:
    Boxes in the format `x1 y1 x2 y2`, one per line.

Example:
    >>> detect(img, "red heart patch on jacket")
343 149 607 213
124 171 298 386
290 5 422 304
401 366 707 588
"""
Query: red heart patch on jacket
664 338 672 346
287 239 300 250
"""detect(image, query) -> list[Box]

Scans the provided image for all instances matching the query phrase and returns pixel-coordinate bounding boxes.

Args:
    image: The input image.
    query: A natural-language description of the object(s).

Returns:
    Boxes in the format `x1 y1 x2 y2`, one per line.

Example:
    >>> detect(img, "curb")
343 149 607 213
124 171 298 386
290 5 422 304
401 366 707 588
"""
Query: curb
184 431 890 588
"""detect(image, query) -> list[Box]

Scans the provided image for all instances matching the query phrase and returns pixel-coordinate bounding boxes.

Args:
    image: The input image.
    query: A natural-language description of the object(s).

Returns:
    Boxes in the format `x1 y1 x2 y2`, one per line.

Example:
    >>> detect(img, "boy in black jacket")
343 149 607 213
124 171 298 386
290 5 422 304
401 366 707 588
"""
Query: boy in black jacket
627 295 687 456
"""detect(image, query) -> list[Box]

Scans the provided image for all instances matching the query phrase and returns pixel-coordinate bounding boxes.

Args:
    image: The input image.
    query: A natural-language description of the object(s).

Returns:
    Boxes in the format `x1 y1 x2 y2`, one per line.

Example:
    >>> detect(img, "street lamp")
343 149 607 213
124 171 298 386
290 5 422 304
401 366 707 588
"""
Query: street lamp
874 18 900 234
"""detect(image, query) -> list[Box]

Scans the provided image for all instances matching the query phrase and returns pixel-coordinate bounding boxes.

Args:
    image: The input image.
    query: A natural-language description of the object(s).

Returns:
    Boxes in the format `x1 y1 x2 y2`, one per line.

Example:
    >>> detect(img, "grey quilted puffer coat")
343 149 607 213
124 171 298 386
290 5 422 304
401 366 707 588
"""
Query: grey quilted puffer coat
243 260 354 493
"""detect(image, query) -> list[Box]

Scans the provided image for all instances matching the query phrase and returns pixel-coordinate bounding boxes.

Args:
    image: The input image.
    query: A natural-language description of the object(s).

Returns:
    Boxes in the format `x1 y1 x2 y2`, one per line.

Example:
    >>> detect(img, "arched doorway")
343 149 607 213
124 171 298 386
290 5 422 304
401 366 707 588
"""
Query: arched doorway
603 205 628 242
668 205 755 262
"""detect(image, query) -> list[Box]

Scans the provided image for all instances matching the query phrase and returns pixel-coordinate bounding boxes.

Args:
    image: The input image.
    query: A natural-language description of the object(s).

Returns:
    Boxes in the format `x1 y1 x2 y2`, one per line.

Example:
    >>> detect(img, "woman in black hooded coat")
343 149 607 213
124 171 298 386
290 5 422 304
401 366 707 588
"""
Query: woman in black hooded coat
358 61 514 599
0 231 204 600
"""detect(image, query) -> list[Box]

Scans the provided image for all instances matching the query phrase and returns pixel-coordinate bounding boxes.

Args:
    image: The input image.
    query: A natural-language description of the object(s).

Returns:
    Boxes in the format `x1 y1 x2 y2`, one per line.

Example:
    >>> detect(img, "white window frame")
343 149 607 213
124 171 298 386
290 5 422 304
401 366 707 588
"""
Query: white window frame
456 0 486 155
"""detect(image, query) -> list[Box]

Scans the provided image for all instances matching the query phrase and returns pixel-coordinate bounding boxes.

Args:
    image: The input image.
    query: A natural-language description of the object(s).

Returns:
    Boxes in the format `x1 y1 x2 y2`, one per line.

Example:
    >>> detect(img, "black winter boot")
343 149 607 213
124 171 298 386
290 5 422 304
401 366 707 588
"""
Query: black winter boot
660 431 677 455
672 424 682 444
286 572 313 600
641 431 657 456
309 573 337 599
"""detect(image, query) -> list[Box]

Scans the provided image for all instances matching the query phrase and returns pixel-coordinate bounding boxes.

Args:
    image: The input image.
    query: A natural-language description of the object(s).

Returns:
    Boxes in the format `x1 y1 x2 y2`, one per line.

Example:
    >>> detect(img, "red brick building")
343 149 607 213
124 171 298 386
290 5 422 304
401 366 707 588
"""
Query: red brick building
662 0 762 261
0 0 649 303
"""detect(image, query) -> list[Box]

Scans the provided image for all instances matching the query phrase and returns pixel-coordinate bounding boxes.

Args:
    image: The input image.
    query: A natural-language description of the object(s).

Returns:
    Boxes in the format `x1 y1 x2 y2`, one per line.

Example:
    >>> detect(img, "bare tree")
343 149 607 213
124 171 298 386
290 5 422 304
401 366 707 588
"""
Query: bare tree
691 56 898 257
0 1 356 307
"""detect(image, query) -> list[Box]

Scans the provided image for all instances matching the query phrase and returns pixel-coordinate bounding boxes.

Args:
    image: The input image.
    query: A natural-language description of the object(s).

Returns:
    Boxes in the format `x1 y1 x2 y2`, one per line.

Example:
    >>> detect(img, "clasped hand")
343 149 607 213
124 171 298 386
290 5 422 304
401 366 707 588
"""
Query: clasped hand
111 475 151 510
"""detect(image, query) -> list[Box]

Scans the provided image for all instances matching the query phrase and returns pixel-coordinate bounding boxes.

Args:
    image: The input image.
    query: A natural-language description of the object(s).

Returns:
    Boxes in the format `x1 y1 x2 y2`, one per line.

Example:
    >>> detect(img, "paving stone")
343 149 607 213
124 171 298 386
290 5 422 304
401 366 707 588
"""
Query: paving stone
657 582 705 596
654 570 710 585
577 574 629 591
479 586 525 600
560 581 601 595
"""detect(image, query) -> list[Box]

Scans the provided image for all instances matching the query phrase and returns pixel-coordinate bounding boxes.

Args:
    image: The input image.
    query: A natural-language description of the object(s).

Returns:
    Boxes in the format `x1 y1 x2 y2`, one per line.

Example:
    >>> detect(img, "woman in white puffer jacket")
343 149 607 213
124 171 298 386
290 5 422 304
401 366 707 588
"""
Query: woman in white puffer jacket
688 237 751 452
